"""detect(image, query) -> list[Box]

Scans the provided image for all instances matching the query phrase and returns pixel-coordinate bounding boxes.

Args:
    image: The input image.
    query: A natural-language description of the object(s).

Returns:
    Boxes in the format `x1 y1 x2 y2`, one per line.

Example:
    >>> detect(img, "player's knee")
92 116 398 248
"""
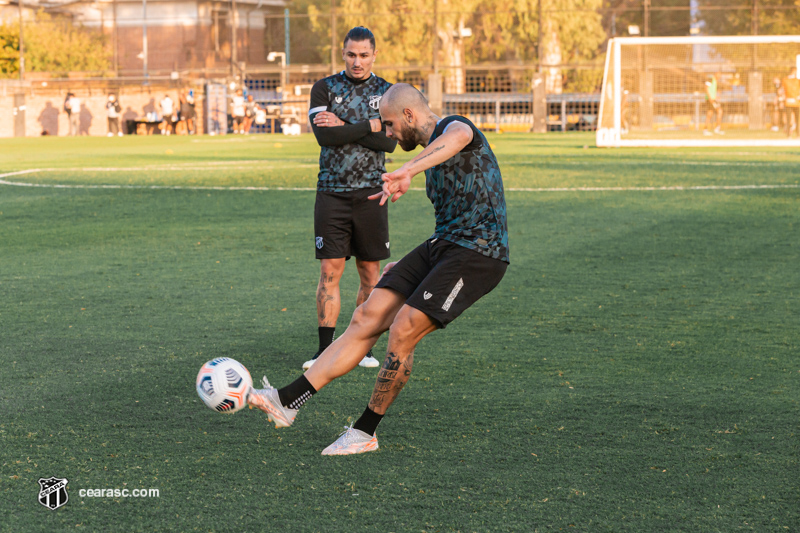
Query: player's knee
349 302 382 333
356 260 380 284
388 309 425 342
320 261 345 284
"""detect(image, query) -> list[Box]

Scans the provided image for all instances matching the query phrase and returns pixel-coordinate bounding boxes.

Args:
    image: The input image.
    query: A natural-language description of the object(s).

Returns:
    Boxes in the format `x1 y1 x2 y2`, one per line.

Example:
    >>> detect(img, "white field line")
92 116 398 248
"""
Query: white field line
1 168 798 193
504 159 797 168
508 184 800 192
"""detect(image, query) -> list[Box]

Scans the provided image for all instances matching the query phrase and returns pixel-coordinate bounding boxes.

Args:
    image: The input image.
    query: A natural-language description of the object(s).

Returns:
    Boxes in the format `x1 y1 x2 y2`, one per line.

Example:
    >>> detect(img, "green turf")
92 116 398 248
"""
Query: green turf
1 133 798 531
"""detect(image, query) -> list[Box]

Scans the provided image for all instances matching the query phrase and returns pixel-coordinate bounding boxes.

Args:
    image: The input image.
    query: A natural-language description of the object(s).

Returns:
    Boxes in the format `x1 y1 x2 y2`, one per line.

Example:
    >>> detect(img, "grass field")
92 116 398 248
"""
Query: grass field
1 133 798 531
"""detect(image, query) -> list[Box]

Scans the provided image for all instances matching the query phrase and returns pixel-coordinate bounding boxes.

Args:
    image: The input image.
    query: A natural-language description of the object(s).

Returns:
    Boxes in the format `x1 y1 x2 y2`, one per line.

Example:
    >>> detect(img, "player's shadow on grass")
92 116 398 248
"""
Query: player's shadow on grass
38 101 60 136
79 104 93 135
122 107 138 134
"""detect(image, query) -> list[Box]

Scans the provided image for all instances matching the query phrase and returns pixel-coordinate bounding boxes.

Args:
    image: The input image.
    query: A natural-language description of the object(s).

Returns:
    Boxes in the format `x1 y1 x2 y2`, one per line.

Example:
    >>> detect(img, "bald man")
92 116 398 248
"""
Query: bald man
248 83 509 455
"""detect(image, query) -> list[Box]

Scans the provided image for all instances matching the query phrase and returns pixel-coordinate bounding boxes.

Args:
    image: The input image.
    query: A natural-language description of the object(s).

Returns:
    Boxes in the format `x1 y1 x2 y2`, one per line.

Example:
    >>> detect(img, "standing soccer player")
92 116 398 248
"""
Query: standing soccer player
783 67 800 138
302 26 397 370
249 83 509 455
703 71 724 136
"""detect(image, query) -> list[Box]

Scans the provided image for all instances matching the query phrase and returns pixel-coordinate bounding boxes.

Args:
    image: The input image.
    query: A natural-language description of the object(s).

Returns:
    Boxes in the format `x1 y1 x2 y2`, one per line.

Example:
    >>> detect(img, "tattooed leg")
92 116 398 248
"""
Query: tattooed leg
367 305 439 415
369 351 414 415
317 258 345 327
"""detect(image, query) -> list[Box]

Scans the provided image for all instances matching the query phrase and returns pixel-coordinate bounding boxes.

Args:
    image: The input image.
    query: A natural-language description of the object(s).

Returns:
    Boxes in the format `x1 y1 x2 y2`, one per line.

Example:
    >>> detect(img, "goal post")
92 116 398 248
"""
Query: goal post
596 35 800 147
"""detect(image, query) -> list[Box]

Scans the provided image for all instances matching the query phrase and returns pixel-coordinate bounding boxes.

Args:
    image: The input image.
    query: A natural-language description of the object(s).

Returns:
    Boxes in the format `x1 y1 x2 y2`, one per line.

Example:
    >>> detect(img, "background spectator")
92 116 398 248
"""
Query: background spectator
783 67 800 137
231 89 246 134
179 90 196 135
160 94 175 135
243 94 261 134
65 92 81 136
106 94 122 137
772 76 786 132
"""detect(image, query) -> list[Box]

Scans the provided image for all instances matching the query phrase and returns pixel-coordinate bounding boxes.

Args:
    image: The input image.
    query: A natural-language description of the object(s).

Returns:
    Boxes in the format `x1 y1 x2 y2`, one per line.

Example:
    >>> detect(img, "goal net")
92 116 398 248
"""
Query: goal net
596 36 800 147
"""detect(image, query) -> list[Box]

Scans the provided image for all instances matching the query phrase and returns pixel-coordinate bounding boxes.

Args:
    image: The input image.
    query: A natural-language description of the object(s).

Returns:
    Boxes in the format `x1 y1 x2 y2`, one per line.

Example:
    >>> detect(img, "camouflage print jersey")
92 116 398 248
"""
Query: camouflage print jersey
308 72 393 192
425 116 509 263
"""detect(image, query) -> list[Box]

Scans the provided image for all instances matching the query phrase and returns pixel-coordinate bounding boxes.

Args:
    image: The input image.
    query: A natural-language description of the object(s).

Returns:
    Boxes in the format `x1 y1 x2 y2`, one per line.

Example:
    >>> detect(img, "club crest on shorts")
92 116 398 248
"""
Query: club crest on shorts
385 242 390 249
316 236 324 249
423 291 433 300
369 95 382 110
38 477 69 511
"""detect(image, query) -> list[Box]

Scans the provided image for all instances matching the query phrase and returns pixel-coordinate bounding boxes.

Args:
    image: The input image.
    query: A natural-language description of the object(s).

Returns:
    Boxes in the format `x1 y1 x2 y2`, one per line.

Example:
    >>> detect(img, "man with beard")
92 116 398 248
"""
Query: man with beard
302 26 397 371
249 83 509 455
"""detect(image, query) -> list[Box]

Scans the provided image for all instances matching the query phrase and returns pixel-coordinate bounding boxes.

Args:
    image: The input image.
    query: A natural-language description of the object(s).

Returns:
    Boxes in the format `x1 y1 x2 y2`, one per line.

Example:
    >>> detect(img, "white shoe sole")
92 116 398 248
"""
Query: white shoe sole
358 357 380 368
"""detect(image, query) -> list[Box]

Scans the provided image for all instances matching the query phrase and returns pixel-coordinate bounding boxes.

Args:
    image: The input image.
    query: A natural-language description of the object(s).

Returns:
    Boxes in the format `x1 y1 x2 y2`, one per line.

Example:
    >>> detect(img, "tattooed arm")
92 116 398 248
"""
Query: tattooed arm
369 121 474 205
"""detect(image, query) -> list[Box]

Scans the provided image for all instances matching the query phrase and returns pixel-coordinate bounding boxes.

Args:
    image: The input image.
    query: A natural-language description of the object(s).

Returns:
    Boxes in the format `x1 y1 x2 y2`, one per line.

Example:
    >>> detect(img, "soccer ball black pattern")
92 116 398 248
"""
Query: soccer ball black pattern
196 358 253 414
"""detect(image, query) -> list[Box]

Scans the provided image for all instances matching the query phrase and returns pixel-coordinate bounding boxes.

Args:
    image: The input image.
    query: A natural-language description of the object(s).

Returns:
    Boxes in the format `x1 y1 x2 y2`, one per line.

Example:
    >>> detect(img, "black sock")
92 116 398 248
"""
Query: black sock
316 327 335 358
353 406 384 436
277 375 317 410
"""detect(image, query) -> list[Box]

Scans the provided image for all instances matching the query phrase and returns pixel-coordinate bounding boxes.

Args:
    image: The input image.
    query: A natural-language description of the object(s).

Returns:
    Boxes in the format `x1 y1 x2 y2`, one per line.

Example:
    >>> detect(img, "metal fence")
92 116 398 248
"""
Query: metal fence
10 1 799 80
4 1 799 136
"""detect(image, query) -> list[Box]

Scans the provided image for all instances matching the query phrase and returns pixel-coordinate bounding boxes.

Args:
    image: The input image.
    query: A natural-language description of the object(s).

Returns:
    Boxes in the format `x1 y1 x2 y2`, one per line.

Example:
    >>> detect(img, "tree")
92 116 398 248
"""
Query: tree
290 0 606 93
603 0 691 39
539 0 606 93
0 11 110 78
0 23 21 77
700 0 800 36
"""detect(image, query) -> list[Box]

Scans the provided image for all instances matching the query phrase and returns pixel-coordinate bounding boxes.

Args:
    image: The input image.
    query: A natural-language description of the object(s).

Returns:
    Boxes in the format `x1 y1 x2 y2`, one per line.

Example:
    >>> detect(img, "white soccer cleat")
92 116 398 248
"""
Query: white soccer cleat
304 351 378 370
321 425 379 456
358 355 380 368
247 377 297 428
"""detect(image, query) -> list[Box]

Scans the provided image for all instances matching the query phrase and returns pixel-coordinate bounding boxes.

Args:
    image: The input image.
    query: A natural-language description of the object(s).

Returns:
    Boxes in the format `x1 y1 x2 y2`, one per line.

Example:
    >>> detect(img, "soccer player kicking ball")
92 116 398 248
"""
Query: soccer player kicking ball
248 83 509 455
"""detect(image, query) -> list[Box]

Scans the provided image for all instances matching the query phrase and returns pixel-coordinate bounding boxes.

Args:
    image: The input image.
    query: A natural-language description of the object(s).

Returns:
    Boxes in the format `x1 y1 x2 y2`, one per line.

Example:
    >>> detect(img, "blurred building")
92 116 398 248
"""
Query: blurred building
2 0 287 76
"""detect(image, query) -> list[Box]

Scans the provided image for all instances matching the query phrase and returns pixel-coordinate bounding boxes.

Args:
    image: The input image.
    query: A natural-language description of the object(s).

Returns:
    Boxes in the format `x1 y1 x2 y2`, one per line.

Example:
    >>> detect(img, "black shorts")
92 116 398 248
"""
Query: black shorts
706 100 720 113
376 238 508 328
314 187 390 261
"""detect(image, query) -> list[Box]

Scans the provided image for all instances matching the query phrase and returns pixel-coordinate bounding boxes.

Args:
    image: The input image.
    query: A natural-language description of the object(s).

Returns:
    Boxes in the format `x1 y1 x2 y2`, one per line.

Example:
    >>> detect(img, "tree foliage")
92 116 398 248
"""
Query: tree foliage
0 23 20 77
0 11 110 78
286 0 606 91
292 0 605 65
701 0 800 36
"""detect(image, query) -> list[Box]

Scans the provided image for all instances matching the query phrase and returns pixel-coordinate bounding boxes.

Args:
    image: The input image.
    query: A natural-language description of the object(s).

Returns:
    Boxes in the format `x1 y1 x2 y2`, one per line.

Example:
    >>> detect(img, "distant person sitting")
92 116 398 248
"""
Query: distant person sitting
106 94 122 137
782 68 800 138
160 94 175 135
703 72 724 136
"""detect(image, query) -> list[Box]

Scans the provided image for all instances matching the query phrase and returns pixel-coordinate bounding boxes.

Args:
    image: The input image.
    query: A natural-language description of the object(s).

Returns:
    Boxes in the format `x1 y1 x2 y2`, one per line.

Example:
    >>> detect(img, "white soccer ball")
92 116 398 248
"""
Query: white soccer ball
196 358 253 414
